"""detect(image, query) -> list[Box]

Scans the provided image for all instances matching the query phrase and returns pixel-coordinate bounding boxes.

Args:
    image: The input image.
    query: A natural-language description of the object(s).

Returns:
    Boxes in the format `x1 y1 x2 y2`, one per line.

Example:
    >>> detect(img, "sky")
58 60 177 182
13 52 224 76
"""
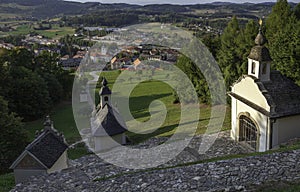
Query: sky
65 0 300 5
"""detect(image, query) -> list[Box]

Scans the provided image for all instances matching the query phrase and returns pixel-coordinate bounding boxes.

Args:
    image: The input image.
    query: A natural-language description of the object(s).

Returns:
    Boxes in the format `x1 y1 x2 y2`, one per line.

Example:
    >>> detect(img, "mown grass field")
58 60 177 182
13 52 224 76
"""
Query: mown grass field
23 69 229 156
0 24 74 39
95 70 231 143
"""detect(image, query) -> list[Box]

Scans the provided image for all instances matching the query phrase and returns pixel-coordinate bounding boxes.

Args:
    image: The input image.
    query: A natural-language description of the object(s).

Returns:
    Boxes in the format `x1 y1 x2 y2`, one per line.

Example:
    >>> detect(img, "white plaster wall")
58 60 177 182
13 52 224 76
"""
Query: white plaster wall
248 59 259 78
94 134 124 152
234 100 269 152
273 115 300 147
247 59 271 82
231 97 237 140
47 151 68 174
232 76 270 110
80 93 88 103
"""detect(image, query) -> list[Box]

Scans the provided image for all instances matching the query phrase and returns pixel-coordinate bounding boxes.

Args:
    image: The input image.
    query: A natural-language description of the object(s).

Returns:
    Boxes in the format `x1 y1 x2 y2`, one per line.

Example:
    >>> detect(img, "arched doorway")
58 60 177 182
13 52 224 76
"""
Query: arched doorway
239 115 258 150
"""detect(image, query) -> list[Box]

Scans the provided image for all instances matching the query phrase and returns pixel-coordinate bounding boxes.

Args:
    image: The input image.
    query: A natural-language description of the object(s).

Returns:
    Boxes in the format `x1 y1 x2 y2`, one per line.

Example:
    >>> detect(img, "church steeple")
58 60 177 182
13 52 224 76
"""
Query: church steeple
247 19 272 82
99 78 112 108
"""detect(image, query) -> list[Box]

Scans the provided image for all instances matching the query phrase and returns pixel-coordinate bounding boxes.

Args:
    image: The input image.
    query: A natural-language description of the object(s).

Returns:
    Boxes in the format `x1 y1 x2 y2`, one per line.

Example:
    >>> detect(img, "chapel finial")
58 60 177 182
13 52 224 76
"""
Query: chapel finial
255 18 266 46
259 18 263 28
44 115 52 130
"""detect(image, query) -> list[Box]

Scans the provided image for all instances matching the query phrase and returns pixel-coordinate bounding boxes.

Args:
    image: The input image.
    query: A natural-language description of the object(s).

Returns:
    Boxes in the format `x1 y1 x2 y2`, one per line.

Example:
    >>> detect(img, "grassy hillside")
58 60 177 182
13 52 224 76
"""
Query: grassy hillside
0 24 74 38
0 0 296 21
94 70 231 143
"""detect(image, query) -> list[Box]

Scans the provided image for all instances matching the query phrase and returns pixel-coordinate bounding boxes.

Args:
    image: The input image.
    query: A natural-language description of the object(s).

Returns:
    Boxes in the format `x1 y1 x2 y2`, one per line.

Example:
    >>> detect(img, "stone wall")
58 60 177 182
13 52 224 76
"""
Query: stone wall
11 132 300 191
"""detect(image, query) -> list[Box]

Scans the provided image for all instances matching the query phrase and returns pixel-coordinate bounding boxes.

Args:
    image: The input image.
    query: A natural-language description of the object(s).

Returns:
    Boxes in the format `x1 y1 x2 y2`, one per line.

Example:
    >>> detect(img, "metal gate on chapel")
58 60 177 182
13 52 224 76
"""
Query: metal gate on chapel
239 115 258 150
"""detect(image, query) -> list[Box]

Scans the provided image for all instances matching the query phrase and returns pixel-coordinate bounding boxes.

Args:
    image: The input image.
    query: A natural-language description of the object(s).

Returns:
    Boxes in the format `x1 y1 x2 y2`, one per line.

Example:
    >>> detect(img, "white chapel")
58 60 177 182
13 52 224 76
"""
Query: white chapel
89 78 128 152
229 22 300 152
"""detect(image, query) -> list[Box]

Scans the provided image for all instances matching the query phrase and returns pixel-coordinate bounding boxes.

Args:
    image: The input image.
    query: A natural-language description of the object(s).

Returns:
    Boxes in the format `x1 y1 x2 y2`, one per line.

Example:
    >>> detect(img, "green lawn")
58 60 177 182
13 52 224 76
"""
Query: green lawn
0 24 74 39
0 173 15 192
24 102 91 160
24 102 81 144
97 70 231 143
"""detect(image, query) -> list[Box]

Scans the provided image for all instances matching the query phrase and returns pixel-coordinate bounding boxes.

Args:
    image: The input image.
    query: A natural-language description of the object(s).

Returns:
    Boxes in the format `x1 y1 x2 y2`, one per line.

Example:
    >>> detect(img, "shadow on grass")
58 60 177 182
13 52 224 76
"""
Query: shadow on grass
127 118 210 144
111 93 173 120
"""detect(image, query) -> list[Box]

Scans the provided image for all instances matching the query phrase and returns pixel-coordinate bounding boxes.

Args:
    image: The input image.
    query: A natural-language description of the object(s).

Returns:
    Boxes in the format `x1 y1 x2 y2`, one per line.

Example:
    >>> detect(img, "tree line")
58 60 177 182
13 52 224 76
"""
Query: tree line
178 0 300 104
0 48 74 174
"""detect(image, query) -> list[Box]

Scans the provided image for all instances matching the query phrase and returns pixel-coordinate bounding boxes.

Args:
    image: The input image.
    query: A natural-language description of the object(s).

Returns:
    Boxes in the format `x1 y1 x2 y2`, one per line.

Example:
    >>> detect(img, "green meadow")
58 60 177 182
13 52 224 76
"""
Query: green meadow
24 69 230 149
94 70 231 143
0 24 74 39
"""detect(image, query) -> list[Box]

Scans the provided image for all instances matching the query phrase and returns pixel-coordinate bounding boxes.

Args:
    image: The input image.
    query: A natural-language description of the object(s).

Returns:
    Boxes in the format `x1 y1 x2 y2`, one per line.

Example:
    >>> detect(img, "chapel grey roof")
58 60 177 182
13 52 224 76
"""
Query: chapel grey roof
248 28 272 62
11 117 68 169
94 104 127 136
230 71 300 118
259 71 300 118
248 46 272 62
25 130 68 169
99 86 112 95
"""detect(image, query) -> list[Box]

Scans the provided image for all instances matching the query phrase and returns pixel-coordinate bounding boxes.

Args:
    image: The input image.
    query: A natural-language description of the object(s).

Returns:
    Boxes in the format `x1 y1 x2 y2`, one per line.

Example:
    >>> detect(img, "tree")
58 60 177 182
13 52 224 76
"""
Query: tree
7 66 51 121
266 0 300 84
217 16 241 90
42 73 63 104
201 34 221 58
266 0 293 43
8 48 35 70
175 55 210 103
34 51 61 74
236 20 258 75
295 3 300 20
216 17 259 101
0 48 10 94
0 96 29 174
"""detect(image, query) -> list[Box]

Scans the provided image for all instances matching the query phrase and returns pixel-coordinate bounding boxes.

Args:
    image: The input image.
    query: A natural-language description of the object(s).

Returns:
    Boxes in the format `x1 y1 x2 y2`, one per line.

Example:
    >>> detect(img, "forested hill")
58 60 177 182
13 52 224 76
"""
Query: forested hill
0 0 97 18
0 0 297 19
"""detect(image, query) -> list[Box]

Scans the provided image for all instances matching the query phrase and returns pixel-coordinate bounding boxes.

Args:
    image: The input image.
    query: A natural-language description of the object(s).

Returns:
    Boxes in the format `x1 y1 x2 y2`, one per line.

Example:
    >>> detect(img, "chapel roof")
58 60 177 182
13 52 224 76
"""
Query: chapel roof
248 45 272 62
260 71 300 118
93 104 127 136
248 23 272 62
231 71 300 118
10 117 68 169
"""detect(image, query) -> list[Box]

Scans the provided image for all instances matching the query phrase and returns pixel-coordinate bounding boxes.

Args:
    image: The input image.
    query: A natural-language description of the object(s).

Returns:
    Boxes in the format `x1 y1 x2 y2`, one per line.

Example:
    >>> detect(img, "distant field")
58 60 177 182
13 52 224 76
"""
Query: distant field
0 3 36 10
0 24 74 39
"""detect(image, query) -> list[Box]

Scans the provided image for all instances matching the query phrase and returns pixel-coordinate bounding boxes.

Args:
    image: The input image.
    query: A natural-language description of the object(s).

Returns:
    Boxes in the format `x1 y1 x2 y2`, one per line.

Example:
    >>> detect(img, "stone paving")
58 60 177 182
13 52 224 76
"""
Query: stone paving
11 131 300 191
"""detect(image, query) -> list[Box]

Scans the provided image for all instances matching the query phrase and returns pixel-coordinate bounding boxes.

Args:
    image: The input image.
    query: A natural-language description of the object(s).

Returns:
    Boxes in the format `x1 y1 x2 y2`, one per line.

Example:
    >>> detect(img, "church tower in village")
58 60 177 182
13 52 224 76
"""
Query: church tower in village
247 19 272 82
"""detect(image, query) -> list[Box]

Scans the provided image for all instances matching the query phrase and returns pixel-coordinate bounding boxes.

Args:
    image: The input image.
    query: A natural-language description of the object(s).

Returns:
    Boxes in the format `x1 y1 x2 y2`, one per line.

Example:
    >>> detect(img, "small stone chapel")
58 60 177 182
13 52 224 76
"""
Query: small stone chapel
229 21 300 152
10 117 68 183
89 78 128 152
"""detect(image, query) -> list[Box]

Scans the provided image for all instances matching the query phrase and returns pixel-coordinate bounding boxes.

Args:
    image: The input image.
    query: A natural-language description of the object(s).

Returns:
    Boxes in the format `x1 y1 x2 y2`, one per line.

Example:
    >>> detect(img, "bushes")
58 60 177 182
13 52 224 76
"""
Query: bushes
0 96 29 174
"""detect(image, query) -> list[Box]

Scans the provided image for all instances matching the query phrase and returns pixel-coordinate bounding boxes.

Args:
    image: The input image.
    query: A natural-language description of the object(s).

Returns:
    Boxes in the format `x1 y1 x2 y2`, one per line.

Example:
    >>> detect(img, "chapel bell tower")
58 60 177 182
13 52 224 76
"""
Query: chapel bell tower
247 19 272 82
99 78 112 108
